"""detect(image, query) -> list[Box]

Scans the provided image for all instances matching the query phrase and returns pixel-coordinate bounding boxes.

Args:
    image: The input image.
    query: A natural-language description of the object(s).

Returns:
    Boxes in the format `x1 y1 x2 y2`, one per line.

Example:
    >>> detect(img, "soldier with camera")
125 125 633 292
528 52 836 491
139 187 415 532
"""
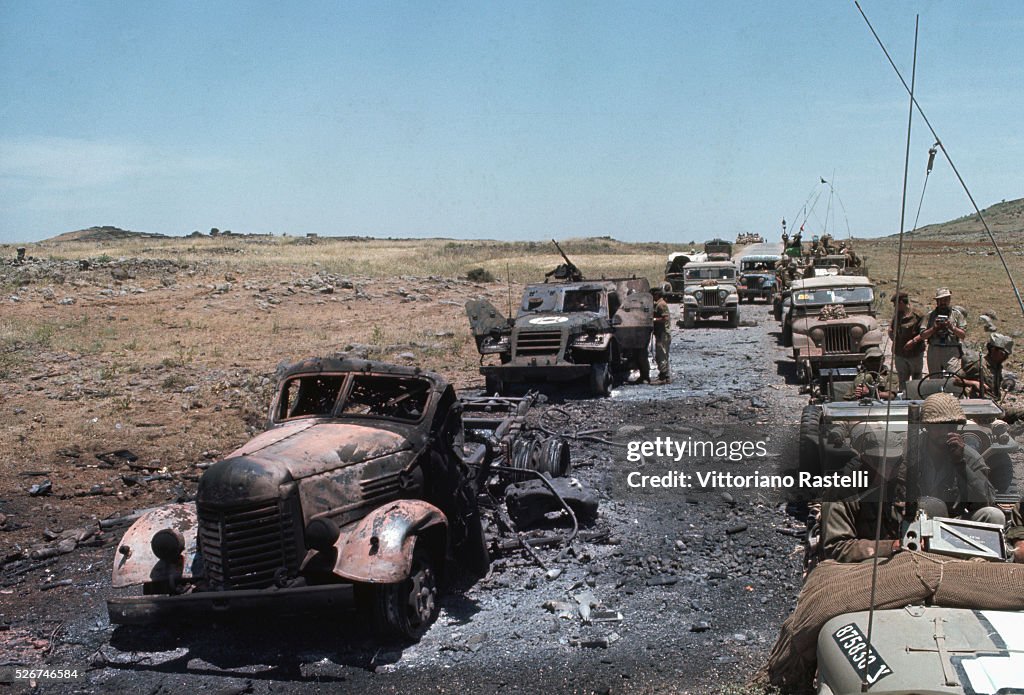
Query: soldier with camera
910 287 967 374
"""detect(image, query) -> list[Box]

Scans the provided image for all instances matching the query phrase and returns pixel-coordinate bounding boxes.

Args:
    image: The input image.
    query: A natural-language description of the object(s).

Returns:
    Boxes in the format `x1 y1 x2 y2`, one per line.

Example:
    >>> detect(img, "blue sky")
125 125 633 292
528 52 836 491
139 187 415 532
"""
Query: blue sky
1 1 1021 243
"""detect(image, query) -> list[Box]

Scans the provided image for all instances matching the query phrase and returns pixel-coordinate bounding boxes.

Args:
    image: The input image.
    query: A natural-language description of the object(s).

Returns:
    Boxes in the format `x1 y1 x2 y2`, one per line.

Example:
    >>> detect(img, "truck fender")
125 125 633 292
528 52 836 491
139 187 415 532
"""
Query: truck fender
111 502 198 588
333 500 447 584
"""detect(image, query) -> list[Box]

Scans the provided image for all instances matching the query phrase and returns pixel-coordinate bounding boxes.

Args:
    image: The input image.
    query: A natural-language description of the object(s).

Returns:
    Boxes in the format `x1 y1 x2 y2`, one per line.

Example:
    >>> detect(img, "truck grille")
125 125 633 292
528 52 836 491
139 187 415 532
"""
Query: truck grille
198 497 303 590
700 292 722 308
823 326 852 354
514 330 563 356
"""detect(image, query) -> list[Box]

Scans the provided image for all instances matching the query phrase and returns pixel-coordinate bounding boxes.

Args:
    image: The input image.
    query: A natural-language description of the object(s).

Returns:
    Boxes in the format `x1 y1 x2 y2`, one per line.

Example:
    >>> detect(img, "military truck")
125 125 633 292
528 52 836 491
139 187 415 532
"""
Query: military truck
704 238 733 261
663 250 707 303
678 261 740 328
784 275 882 382
107 359 569 639
467 277 653 396
737 254 781 303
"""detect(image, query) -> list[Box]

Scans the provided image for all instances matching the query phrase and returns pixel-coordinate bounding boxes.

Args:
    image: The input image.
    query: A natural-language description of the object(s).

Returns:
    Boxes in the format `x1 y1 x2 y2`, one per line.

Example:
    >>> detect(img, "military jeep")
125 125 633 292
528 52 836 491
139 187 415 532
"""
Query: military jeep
737 254 781 303
107 359 561 639
678 261 740 328
797 398 1018 493
784 275 882 382
467 278 653 396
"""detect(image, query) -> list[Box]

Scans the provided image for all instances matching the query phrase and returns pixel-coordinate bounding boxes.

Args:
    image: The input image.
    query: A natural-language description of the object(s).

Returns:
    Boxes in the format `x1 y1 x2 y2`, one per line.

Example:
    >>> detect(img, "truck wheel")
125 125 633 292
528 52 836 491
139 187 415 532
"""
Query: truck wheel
682 311 695 329
484 375 504 396
590 362 612 397
728 311 739 328
799 404 822 476
376 544 439 641
988 452 1013 493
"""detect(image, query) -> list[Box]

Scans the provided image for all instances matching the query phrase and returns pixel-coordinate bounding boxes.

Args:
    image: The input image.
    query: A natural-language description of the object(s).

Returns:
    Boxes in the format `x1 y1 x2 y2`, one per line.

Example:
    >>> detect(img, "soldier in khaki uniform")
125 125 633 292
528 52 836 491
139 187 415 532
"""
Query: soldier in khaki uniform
844 347 900 400
918 287 967 374
651 286 671 383
947 333 1024 423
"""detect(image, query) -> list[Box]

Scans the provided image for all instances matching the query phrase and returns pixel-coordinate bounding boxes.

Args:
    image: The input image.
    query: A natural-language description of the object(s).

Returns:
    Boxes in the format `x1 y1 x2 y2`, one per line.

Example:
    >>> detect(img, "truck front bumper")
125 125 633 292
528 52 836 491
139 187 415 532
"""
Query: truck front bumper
107 583 356 625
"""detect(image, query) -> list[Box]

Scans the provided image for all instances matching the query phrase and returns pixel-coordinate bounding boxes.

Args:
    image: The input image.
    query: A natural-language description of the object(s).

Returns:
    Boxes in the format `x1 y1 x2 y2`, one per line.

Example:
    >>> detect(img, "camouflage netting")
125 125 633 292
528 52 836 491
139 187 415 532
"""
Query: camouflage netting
758 551 1024 691
817 304 847 321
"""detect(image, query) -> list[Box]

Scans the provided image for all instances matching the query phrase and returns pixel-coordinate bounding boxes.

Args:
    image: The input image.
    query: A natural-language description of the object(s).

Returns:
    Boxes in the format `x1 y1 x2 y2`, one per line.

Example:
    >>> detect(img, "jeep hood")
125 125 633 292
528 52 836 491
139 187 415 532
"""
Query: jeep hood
792 313 877 334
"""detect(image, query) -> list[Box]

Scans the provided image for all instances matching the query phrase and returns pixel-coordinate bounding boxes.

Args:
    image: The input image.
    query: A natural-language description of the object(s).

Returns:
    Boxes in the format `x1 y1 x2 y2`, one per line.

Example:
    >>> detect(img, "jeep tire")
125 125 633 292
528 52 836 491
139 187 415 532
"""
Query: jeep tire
798 404 822 477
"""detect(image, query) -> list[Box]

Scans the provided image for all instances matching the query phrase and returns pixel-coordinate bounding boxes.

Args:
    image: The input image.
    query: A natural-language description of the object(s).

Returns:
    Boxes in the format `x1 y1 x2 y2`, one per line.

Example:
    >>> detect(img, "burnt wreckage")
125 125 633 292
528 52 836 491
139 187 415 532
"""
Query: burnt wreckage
466 243 653 396
107 358 573 639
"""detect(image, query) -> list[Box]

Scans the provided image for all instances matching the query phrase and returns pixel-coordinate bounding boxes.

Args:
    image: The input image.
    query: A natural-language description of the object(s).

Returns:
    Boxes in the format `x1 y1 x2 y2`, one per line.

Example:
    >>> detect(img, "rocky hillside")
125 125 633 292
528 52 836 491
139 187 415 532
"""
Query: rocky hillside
903 197 1024 241
46 225 169 242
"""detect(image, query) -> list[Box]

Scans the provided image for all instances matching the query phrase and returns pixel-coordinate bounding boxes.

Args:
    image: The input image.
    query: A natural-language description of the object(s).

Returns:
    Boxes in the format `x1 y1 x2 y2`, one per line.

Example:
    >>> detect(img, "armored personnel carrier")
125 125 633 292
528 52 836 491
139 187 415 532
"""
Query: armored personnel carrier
466 243 653 396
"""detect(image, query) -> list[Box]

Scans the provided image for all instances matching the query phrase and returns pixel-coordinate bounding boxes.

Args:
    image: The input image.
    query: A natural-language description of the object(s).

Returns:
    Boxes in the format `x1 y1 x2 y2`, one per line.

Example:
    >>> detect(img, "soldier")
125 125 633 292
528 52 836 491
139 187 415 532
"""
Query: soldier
909 393 1003 525
917 288 967 374
821 393 1004 563
651 285 671 383
820 232 834 254
890 291 925 388
820 430 906 562
947 333 1024 422
844 347 900 400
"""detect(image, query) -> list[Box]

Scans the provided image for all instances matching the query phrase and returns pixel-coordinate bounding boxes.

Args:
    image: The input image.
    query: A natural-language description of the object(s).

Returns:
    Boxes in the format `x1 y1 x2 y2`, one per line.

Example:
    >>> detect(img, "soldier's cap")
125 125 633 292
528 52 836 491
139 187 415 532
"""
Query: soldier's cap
890 291 909 303
852 430 903 463
934 287 952 299
863 346 883 360
987 333 1014 355
921 392 966 424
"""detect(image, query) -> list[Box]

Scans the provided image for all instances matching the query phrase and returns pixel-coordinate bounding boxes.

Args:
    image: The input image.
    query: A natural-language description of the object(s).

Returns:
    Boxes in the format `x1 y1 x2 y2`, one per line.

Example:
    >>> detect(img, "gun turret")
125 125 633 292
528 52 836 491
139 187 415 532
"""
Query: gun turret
545 239 584 282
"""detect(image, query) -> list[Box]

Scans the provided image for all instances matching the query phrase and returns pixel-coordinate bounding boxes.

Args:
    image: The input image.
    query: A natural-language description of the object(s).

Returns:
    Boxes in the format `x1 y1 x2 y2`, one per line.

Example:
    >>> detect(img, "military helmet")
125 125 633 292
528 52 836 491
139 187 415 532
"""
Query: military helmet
920 392 967 424
987 333 1014 355
852 429 903 463
651 286 663 297
864 346 883 360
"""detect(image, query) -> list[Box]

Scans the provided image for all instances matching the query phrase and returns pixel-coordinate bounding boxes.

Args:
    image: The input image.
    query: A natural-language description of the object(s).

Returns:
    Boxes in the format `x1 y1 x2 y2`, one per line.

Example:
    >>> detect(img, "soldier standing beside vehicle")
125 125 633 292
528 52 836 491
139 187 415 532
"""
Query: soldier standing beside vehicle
651 286 671 383
891 292 925 388
917 288 967 374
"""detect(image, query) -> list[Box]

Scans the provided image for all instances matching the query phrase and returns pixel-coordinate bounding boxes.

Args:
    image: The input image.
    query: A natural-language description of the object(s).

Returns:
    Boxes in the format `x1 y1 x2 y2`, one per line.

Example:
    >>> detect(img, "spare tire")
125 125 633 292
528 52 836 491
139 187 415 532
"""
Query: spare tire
799 404 823 477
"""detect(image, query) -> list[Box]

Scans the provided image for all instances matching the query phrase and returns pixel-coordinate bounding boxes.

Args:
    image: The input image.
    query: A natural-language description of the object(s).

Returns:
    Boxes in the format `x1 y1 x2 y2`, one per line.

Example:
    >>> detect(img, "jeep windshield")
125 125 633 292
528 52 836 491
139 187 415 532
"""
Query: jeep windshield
276 373 430 423
793 286 873 306
684 267 735 282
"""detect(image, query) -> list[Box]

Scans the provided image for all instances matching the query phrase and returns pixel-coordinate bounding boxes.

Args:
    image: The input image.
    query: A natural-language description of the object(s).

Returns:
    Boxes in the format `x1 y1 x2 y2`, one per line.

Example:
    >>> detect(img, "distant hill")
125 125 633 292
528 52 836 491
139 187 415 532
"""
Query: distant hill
900 197 1024 241
46 226 169 242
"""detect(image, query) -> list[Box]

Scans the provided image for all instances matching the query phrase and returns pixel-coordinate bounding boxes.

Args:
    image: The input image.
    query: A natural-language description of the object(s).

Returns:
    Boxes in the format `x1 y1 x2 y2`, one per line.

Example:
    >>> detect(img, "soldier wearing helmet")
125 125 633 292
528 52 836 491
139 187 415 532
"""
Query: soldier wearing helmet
909 393 1003 525
946 332 1023 423
844 347 900 401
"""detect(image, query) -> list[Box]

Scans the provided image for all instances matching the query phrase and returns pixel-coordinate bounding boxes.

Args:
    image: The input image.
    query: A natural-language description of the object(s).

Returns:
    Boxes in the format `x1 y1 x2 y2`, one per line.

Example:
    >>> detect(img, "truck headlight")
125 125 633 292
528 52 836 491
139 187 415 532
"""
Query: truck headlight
151 528 185 562
719 289 728 299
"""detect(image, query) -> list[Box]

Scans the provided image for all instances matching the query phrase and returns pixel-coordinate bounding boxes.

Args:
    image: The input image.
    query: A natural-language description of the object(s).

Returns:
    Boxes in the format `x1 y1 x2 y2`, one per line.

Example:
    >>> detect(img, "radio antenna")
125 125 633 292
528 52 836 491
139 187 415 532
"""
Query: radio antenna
855 1 1024 317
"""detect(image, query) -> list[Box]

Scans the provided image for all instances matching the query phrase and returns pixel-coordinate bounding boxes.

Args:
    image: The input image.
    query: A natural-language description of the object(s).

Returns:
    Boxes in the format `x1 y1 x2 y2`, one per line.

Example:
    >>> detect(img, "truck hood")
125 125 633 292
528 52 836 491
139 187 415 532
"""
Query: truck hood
199 420 418 505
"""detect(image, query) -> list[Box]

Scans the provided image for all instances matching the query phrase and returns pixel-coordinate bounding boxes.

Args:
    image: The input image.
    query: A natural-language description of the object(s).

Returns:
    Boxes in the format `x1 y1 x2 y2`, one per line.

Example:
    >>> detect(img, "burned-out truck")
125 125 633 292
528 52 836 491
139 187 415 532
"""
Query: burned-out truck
467 277 653 396
107 358 561 639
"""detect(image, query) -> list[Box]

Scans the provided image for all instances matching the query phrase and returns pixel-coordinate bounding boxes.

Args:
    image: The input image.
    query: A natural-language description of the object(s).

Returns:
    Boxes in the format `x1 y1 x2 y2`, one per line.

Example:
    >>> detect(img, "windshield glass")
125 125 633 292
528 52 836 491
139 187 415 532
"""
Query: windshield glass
741 260 776 272
793 286 873 306
685 267 735 282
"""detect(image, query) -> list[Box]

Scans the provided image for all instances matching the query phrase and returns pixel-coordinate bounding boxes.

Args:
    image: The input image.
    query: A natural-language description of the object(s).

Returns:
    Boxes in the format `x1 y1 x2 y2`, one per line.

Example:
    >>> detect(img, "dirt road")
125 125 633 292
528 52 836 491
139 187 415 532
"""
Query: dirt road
1 282 817 694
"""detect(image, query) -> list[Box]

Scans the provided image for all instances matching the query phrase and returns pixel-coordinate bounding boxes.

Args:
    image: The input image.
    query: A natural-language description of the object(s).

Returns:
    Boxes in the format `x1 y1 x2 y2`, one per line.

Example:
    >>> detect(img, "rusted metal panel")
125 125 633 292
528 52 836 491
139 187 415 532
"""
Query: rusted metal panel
333 500 447 583
111 503 197 588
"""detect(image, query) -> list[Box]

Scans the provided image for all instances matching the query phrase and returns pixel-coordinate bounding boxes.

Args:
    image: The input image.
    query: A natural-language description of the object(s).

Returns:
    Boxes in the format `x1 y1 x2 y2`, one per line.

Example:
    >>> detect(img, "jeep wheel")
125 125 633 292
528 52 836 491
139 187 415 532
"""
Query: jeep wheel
798 404 822 476
682 311 695 329
728 311 739 328
484 374 504 396
781 322 792 347
376 545 439 641
590 362 612 397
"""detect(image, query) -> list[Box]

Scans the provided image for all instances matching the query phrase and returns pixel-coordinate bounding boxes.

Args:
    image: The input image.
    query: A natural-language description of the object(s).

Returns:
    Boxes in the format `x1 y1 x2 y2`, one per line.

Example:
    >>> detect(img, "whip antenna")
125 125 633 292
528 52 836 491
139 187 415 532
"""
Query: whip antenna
855 1 1024 317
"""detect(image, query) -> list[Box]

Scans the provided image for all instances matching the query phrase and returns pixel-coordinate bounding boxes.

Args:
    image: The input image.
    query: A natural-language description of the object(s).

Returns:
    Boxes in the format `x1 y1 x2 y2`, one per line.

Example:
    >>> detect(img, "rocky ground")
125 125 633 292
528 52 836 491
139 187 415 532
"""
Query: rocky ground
1 256 819 694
